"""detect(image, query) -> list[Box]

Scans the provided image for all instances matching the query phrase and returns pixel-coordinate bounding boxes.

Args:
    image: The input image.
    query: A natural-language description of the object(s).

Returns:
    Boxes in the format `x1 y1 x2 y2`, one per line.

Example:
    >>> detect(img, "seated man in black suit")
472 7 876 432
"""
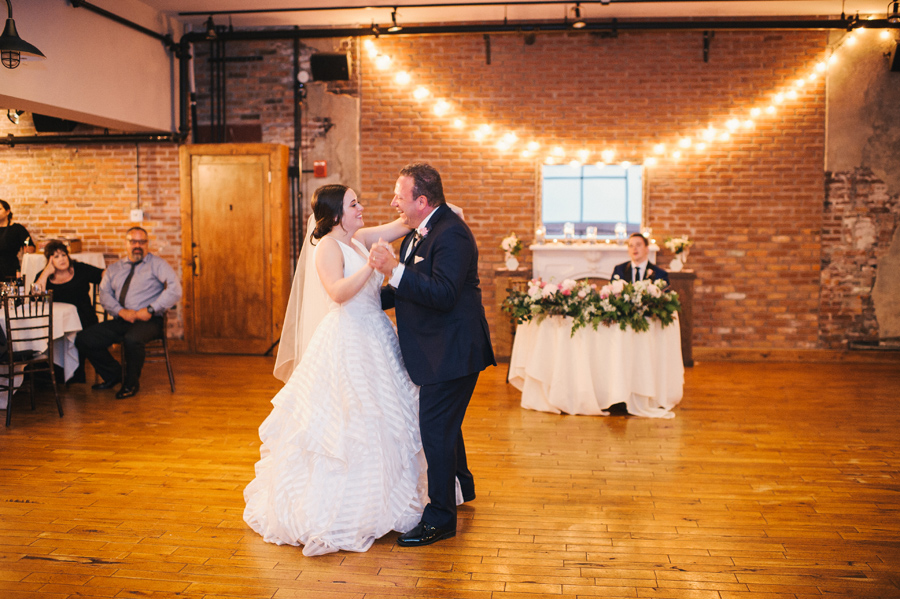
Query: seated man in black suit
611 232 669 284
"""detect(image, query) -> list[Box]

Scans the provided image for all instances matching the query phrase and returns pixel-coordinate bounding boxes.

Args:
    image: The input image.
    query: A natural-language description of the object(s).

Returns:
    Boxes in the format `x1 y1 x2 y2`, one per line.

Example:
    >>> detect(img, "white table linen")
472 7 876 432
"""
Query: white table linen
0 302 83 407
21 252 107 289
508 315 684 419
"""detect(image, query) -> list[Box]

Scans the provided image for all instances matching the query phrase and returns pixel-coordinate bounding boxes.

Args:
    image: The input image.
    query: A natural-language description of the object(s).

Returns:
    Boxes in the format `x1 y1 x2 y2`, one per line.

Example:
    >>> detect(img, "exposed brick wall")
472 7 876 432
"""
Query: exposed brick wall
1 28 856 351
0 115 184 337
820 169 899 348
359 30 827 349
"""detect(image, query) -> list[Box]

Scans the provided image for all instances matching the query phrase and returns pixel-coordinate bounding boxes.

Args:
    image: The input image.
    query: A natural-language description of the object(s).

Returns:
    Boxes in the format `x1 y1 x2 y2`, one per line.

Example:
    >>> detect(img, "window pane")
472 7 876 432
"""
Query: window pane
583 179 627 223
542 178 581 222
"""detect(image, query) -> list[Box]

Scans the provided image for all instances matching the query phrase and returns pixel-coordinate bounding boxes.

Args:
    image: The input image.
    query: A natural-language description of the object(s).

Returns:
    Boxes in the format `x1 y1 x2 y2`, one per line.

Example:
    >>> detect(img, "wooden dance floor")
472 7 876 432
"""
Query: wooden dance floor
1 354 899 598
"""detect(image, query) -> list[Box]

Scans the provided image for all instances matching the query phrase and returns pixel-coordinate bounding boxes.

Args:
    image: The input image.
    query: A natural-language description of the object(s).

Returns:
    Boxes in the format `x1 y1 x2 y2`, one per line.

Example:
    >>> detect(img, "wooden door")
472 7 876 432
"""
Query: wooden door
180 144 291 353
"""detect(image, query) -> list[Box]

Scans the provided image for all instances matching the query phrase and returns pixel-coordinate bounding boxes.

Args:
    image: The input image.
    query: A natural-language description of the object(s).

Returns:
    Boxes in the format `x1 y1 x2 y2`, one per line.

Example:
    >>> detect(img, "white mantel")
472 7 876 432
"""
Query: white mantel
530 242 658 282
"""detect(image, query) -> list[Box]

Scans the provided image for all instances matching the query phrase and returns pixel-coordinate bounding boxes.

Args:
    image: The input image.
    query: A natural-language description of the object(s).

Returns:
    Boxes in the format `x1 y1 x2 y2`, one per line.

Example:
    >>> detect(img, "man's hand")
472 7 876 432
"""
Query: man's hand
368 238 399 277
118 308 138 323
135 308 153 321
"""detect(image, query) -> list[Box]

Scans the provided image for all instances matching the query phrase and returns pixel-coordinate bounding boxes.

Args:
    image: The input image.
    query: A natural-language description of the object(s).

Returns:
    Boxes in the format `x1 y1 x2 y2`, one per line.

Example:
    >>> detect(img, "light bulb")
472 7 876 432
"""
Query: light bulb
375 54 392 70
644 156 658 166
527 141 540 151
653 143 666 154
601 149 615 162
395 71 411 84
750 107 762 117
433 100 450 116
413 86 430 100
678 137 692 148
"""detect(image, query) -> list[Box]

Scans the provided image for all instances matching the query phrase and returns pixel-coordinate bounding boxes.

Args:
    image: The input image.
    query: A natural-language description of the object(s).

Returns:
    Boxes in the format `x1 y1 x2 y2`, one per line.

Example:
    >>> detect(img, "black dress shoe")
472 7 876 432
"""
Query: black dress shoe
397 522 455 547
92 378 122 390
115 384 139 399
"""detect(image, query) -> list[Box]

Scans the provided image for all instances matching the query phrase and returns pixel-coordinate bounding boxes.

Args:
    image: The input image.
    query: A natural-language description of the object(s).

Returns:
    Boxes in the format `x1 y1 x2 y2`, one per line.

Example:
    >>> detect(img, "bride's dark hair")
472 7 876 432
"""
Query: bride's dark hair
311 184 350 242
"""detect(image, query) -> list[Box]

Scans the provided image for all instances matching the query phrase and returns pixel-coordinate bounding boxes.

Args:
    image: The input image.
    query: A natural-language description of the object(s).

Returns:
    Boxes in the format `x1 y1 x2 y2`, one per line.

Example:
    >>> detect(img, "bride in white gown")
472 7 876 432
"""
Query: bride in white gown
244 184 427 556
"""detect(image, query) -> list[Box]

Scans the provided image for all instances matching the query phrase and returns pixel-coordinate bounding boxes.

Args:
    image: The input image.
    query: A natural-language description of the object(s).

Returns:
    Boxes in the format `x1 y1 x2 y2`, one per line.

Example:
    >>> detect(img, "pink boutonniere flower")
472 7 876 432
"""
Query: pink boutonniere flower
420 227 430 238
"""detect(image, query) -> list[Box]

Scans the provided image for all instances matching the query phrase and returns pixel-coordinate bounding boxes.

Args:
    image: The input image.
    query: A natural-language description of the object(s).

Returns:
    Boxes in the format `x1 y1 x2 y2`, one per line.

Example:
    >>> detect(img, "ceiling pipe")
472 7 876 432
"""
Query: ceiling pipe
2 132 179 147
9 2 898 147
71 0 174 49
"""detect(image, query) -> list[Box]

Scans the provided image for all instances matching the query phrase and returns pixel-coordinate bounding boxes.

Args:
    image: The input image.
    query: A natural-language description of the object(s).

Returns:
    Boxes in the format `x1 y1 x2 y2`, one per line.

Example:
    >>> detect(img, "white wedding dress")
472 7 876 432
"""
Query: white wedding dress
243 237 427 556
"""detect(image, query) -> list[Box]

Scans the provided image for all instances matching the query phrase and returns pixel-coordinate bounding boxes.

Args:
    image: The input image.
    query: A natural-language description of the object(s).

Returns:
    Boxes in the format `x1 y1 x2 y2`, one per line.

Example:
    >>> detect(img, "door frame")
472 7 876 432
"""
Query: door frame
179 143 291 353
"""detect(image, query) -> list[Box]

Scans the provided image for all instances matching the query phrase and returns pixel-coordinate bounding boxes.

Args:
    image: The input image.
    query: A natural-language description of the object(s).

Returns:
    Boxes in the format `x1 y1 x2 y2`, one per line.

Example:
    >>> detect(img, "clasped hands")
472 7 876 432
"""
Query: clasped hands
118 307 153 323
368 238 399 277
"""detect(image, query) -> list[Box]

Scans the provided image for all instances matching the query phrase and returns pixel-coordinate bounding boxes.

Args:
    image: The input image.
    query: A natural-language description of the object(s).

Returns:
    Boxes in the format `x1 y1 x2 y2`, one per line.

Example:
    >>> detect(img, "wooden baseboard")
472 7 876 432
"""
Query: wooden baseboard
694 347 900 363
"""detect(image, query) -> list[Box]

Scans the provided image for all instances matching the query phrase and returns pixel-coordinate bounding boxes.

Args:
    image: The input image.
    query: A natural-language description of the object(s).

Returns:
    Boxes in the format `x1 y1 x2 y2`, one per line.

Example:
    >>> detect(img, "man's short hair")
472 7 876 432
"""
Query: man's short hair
399 162 446 207
629 232 648 246
126 226 148 238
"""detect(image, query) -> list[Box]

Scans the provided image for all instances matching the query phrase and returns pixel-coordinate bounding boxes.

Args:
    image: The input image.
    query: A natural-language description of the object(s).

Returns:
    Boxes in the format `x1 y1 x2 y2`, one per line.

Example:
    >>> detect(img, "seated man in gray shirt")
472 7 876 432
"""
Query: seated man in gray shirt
76 227 182 399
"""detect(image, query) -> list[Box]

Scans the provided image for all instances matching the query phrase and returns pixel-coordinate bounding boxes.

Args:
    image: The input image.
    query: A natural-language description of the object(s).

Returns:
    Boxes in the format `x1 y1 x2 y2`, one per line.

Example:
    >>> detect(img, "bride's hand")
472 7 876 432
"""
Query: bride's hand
447 202 465 221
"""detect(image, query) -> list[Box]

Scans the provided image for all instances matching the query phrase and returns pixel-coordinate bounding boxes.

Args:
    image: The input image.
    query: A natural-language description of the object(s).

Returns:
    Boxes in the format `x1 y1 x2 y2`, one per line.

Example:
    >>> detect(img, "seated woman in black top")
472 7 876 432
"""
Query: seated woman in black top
35 240 105 329
0 199 35 281
35 241 105 383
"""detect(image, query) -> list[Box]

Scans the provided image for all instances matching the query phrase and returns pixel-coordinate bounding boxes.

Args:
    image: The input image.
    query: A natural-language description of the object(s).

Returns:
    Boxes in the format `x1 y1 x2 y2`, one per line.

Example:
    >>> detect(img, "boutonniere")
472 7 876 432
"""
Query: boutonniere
646 268 654 277
420 226 430 238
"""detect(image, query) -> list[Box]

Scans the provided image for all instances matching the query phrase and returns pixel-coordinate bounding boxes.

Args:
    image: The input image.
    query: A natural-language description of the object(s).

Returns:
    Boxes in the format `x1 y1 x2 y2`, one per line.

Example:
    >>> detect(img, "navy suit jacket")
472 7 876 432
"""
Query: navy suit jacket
382 204 495 386
611 261 669 284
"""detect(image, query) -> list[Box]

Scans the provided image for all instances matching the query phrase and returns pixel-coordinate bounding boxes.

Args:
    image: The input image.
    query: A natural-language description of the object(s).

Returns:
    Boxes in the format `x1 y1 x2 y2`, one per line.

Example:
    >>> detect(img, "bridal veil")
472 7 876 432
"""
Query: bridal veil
273 215 329 383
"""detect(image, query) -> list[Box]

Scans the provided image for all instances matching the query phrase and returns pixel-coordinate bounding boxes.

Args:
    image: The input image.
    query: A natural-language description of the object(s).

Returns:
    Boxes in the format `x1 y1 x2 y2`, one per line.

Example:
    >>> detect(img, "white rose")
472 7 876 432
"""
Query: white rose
577 288 588 299
542 283 559 297
561 279 577 292
611 279 625 295
528 285 542 299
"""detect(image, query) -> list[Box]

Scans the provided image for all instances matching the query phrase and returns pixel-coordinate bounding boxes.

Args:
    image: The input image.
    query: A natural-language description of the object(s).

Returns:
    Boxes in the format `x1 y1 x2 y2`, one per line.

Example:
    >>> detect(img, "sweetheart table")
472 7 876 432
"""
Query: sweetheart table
508 315 684 418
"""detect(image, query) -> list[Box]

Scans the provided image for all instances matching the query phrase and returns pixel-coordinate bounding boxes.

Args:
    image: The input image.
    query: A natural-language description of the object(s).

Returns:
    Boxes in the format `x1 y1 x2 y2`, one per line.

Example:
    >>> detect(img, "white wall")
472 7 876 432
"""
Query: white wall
0 0 179 132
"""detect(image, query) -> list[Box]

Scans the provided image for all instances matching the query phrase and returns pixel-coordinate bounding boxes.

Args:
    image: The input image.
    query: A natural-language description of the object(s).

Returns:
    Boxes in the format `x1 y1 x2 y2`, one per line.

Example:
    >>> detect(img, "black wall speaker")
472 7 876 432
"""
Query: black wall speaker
310 53 350 81
32 113 78 133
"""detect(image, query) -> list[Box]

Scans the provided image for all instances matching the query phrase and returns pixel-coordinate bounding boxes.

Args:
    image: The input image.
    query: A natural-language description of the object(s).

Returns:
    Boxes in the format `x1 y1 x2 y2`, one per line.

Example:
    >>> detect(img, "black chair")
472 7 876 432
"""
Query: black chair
93 289 175 393
121 310 175 393
1 291 63 426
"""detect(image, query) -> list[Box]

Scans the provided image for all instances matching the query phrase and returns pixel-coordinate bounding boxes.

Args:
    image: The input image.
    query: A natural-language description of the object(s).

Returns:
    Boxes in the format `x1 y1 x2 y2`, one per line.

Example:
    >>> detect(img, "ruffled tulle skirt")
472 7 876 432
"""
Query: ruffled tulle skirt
243 306 426 556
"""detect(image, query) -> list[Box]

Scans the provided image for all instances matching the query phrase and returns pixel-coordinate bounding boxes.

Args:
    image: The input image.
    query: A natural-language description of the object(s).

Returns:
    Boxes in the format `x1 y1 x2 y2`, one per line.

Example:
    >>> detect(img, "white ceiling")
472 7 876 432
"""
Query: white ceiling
133 1 893 31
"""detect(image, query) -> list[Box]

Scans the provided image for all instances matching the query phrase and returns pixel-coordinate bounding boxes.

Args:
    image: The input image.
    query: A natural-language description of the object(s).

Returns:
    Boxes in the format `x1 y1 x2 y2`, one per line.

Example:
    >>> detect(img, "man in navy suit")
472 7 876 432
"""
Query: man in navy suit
369 163 495 547
611 232 669 284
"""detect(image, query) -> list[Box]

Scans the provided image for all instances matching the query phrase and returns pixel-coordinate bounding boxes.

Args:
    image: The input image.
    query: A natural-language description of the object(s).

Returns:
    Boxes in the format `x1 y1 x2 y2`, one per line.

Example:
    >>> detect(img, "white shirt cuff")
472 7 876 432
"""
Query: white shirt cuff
389 263 405 288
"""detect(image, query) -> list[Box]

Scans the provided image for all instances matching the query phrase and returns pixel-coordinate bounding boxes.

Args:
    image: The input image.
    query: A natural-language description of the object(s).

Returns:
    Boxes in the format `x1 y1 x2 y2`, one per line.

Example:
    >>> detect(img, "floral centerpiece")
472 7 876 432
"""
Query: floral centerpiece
503 277 681 335
664 235 693 272
500 232 523 271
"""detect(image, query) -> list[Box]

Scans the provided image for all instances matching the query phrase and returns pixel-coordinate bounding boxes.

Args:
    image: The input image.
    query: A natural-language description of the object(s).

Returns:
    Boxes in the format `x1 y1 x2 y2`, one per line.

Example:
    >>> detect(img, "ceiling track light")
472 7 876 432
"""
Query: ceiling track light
388 7 402 33
371 21 381 38
572 3 586 29
0 0 45 69
204 15 217 40
889 0 900 23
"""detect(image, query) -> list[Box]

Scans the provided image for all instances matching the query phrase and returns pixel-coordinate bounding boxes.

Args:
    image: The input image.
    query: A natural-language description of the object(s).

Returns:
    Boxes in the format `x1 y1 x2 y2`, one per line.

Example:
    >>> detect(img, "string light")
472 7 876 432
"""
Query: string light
364 20 882 167
375 54 392 70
